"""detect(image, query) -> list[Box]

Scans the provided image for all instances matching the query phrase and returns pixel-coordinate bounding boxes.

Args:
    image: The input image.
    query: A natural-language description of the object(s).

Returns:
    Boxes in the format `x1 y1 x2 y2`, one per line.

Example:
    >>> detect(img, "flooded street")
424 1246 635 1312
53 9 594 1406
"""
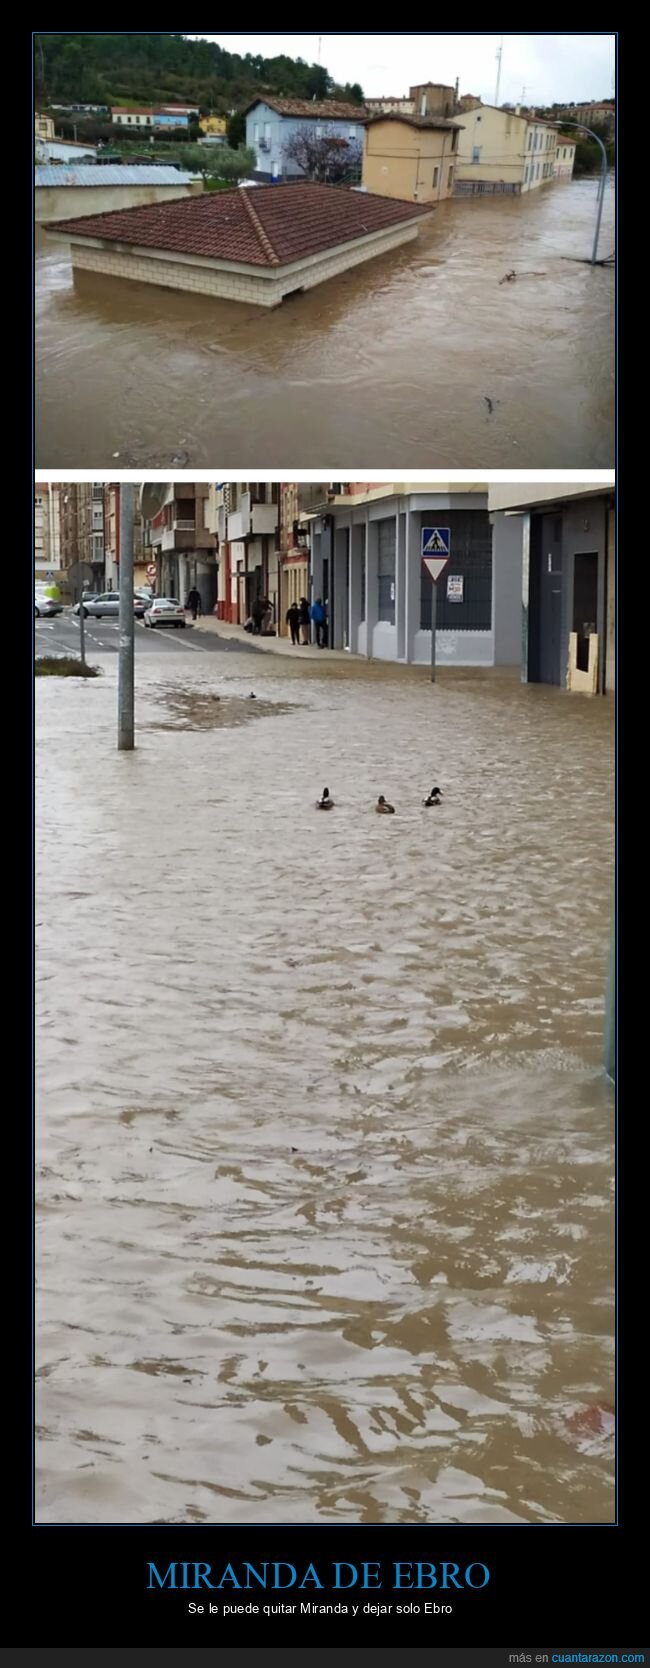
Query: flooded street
36 178 614 469
36 649 615 1524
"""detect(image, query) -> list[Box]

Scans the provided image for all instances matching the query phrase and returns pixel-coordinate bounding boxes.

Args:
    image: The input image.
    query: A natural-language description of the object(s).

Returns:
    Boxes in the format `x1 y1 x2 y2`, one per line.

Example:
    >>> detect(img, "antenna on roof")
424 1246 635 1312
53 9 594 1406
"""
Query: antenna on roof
494 37 504 106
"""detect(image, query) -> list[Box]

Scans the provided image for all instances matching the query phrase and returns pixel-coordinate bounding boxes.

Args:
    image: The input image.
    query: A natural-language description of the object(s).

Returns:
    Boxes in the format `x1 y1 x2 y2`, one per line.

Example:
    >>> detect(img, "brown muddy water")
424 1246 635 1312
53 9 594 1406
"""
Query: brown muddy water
35 179 614 468
36 652 615 1523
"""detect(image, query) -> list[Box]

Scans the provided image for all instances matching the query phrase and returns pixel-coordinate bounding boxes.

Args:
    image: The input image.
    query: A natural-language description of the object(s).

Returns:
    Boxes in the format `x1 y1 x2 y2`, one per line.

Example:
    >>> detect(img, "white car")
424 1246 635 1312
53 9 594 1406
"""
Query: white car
144 598 186 629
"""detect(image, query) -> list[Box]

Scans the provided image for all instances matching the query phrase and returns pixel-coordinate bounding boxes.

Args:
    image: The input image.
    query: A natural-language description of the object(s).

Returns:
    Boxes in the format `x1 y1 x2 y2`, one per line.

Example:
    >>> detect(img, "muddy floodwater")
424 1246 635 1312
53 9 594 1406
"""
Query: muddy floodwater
36 651 615 1524
36 178 614 468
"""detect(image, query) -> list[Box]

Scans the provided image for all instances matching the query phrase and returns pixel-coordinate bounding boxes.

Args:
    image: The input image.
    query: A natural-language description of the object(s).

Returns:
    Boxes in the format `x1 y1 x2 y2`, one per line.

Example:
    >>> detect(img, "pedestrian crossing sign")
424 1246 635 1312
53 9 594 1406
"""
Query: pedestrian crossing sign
421 527 451 583
422 527 450 557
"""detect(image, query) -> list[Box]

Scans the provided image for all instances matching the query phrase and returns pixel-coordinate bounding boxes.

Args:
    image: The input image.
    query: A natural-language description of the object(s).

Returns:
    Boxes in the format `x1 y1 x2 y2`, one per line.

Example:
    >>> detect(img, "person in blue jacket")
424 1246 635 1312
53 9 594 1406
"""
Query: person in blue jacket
310 597 327 648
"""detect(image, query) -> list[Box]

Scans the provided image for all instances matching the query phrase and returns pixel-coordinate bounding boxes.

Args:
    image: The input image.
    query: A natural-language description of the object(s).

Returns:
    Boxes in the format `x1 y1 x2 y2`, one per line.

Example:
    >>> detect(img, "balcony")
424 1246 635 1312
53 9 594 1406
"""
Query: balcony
227 502 279 541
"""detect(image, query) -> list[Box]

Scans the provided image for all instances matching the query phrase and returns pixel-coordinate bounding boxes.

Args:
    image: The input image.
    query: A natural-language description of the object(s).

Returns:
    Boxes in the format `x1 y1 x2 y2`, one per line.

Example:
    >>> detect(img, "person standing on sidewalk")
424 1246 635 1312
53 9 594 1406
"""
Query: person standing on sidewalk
310 597 327 648
298 597 311 646
186 586 202 622
286 601 301 644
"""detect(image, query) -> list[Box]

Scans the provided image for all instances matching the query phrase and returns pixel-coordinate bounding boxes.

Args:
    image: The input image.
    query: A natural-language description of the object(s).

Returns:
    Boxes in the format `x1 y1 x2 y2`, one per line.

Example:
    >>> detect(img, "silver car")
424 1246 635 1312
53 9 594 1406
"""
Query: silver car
144 598 187 629
73 592 147 619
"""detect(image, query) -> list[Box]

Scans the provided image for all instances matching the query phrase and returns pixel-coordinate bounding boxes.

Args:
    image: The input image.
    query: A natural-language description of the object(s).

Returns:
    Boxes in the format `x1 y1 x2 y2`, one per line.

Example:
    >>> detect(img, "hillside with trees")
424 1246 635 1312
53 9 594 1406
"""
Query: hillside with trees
34 33 364 114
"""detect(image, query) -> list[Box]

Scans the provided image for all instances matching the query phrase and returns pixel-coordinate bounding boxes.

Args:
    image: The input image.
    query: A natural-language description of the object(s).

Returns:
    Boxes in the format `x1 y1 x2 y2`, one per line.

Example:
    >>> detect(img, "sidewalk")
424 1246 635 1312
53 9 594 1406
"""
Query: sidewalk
192 615 353 661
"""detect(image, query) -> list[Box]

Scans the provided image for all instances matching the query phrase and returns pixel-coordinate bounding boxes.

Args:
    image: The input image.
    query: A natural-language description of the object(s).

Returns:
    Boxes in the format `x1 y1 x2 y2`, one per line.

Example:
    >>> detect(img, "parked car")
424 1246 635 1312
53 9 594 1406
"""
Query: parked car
144 598 186 629
35 590 62 618
72 593 148 619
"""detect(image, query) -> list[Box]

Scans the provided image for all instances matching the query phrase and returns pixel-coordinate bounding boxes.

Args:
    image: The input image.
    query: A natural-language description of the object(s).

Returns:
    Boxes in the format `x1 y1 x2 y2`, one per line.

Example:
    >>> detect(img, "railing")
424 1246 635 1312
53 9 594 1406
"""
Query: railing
174 519 195 531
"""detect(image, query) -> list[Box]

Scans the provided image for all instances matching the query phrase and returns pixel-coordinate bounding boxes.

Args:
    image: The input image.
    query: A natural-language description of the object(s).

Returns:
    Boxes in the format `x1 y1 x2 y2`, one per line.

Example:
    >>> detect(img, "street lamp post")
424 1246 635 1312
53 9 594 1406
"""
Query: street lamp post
118 484 135 751
554 120 610 264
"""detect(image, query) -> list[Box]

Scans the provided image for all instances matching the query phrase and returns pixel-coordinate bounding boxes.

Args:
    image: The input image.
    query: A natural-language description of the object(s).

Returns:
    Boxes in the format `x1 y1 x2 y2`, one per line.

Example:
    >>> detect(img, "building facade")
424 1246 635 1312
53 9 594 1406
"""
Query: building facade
34 483 62 579
489 484 615 695
363 114 461 202
206 484 280 625
455 105 558 193
554 138 577 178
35 113 55 141
103 485 148 592
245 99 367 180
147 485 217 611
111 108 154 128
301 483 520 668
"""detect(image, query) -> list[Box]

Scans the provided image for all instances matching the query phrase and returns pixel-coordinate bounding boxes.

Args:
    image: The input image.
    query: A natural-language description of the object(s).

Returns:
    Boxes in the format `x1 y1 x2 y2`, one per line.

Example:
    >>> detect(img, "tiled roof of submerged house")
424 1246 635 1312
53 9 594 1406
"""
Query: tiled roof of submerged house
243 98 369 120
49 182 432 270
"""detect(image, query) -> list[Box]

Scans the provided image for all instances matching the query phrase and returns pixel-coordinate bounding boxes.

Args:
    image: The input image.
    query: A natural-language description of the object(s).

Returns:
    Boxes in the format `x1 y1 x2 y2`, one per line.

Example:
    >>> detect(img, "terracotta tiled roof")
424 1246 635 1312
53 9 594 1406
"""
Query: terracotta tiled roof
366 113 462 130
48 182 432 270
244 97 368 121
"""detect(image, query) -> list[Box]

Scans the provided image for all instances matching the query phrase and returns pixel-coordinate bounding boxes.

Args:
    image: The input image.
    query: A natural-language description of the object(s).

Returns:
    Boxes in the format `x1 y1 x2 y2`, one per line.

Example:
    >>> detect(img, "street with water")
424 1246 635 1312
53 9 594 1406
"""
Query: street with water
36 634 614 1524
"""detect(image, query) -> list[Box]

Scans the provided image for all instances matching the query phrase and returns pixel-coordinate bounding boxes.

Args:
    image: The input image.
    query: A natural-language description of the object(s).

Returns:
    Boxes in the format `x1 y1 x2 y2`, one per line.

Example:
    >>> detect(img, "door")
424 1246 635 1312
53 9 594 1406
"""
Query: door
572 552 598 673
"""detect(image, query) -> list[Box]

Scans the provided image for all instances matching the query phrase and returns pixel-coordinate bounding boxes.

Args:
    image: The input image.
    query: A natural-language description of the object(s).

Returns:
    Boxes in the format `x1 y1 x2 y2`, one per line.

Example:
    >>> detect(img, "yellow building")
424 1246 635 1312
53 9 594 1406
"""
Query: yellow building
200 115 227 135
455 104 558 194
363 114 462 203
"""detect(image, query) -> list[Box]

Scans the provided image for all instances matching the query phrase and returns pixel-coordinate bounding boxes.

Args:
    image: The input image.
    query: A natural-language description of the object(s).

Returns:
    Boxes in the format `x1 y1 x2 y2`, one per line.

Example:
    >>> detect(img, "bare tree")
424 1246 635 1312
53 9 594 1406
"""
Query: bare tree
284 124 362 185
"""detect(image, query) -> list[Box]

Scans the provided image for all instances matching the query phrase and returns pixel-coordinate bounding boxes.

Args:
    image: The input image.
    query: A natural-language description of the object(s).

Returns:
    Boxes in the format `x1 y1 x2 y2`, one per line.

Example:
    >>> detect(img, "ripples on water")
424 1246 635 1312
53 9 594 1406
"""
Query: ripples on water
36 656 615 1523
35 179 614 467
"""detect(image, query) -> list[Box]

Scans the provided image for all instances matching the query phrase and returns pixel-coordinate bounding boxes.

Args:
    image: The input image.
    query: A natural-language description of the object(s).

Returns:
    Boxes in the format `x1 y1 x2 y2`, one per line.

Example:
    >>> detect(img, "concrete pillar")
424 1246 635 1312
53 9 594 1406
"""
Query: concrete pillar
405 508 421 664
350 523 364 654
492 511 525 666
521 512 531 683
366 518 379 659
396 511 406 661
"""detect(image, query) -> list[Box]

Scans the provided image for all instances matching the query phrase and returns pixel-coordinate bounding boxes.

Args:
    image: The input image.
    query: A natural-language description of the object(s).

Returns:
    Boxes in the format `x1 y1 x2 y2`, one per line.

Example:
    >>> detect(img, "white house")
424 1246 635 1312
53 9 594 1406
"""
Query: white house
244 98 367 180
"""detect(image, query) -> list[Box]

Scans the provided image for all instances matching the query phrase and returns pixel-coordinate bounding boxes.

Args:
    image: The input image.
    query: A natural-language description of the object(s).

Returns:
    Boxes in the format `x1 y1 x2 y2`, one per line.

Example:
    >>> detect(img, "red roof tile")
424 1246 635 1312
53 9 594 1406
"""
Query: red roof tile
48 182 432 270
244 97 368 120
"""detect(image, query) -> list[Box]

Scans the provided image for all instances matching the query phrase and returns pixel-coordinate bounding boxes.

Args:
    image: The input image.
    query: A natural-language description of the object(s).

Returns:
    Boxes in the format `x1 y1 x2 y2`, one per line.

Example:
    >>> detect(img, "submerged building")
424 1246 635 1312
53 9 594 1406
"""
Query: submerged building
45 182 433 307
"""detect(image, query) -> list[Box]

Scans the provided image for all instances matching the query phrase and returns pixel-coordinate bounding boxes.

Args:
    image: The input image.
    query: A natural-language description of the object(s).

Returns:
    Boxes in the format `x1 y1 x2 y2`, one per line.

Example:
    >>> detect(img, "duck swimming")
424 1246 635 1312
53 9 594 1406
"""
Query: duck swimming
376 795 395 815
423 786 443 806
316 786 334 809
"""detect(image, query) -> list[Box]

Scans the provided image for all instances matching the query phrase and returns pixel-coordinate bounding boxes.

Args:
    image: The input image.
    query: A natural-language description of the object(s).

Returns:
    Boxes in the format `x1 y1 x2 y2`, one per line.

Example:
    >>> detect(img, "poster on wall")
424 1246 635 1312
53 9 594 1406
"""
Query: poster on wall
447 574 464 601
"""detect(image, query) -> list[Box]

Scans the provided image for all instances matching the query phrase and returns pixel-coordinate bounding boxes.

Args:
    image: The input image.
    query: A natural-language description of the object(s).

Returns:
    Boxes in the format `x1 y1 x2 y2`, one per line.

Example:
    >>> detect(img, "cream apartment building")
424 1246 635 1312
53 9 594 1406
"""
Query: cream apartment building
455 104 559 193
363 113 462 202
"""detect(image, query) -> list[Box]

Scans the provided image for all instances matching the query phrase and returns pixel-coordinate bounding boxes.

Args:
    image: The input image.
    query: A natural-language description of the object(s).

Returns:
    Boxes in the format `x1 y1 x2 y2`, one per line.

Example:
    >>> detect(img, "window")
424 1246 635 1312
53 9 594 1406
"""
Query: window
348 126 356 138
254 123 260 142
452 129 458 150
527 131 533 150
432 166 439 187
448 165 453 188
536 162 540 179
264 123 271 143
472 146 481 162
524 164 529 184
377 519 396 624
316 126 322 138
505 113 512 136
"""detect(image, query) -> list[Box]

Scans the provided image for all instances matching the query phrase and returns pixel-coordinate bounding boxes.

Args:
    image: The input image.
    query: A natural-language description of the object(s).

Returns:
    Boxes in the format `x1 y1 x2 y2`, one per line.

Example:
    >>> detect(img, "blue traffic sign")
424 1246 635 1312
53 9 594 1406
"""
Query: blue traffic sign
421 527 451 557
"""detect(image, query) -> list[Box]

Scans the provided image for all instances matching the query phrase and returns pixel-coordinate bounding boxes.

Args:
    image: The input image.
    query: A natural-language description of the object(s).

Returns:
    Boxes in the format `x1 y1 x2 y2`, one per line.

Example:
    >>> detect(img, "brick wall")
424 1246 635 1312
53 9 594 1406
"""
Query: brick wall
67 220 421 308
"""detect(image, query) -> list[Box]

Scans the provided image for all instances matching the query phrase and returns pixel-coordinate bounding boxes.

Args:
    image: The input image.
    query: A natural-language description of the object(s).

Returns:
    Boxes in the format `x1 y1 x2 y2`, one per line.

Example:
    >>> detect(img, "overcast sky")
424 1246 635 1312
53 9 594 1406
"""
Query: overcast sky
192 33 615 107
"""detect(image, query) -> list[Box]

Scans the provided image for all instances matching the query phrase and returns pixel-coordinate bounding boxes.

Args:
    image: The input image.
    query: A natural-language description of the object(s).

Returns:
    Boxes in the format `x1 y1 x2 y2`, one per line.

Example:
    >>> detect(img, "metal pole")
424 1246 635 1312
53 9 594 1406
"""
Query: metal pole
430 581 437 683
78 579 86 666
118 483 135 751
603 895 615 1081
552 120 609 263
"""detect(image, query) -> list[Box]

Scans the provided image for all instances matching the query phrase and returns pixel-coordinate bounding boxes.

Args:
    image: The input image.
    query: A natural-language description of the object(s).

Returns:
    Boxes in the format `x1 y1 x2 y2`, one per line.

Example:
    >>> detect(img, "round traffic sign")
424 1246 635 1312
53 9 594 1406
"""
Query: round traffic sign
146 564 157 579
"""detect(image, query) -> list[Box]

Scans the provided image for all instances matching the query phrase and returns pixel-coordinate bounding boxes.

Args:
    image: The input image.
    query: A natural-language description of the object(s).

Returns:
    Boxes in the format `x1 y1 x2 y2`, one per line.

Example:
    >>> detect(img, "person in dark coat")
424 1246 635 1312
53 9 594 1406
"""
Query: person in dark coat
251 597 266 635
286 601 301 644
186 586 202 621
298 596 311 645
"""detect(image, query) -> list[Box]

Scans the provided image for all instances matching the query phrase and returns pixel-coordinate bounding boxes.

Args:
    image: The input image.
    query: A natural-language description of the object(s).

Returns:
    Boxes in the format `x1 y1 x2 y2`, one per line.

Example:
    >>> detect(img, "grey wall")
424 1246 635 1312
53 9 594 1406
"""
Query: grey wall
35 181 199 222
491 511 524 665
